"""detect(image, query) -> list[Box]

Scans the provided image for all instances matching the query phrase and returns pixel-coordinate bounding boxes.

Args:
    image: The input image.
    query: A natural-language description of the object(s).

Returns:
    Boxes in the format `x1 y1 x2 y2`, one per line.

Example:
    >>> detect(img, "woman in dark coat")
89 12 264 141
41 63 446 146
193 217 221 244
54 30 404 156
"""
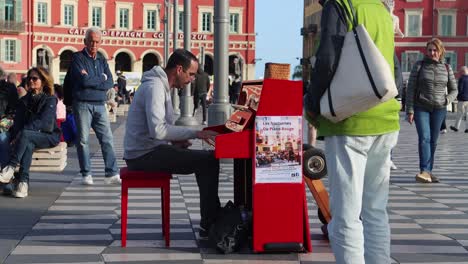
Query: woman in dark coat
0 67 60 198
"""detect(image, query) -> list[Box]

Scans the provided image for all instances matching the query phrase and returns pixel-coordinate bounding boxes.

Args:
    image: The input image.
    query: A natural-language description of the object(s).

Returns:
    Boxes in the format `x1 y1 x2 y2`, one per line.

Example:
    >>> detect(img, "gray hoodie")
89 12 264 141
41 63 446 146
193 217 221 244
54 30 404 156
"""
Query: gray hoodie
123 66 198 160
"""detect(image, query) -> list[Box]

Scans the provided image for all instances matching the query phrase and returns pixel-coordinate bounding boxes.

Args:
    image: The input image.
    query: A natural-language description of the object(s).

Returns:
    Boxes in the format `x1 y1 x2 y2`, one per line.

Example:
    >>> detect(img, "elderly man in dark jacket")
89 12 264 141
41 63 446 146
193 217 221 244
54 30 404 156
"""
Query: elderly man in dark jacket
450 66 468 133
69 27 119 186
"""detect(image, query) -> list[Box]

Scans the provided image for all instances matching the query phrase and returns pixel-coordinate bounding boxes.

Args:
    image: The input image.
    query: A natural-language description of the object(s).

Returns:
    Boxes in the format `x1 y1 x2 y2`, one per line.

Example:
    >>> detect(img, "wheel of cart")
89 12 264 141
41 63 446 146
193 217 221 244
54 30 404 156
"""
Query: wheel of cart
303 144 330 238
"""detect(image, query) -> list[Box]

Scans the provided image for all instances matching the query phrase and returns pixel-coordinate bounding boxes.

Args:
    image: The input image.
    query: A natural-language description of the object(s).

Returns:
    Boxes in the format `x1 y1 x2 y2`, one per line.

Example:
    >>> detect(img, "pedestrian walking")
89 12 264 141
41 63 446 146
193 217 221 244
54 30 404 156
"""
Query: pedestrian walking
68 27 120 185
192 68 210 125
304 0 400 263
406 38 458 183
450 66 468 133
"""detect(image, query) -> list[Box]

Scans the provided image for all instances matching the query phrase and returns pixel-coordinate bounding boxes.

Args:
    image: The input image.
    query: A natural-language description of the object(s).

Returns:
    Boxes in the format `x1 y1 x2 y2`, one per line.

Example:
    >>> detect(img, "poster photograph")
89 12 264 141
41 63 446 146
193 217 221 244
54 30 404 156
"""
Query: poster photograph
255 116 302 184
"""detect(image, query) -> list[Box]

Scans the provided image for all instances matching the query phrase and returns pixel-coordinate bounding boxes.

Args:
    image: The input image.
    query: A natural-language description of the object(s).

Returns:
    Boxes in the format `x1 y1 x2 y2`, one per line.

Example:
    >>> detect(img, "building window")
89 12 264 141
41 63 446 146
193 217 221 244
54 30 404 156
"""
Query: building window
445 52 457 71
5 40 15 62
92 7 102 27
401 51 423 72
230 13 239 33
64 4 74 26
116 3 133 30
37 2 48 24
147 10 156 30
201 12 212 32
178 11 184 31
119 8 129 29
2 39 20 63
5 0 14 21
439 10 456 37
143 4 159 31
405 10 422 37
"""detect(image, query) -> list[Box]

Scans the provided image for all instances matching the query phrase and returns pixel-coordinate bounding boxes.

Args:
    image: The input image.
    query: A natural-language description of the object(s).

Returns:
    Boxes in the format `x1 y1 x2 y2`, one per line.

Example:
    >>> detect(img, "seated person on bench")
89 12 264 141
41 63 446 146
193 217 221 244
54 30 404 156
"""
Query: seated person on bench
0 67 61 198
123 49 220 237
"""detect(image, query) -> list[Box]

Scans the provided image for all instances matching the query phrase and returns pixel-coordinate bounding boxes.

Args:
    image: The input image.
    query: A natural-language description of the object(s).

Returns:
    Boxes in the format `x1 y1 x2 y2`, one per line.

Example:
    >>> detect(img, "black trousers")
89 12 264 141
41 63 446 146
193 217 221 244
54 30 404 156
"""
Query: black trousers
125 144 220 228
193 92 207 122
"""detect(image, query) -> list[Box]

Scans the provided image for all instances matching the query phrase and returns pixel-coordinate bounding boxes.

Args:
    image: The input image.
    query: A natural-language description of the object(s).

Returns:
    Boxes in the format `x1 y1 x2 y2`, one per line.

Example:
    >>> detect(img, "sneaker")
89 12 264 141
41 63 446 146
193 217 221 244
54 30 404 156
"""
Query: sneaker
430 173 440 183
13 182 28 198
440 129 447 134
104 175 121 185
450 126 458 132
390 161 397 170
465 129 468 133
202 121 207 125
415 171 432 183
81 175 94 185
0 165 15 183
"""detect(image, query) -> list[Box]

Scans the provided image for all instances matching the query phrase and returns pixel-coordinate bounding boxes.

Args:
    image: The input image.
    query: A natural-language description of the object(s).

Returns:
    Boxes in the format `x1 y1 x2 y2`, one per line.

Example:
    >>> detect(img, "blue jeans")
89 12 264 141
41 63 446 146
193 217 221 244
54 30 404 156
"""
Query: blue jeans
10 130 60 183
325 132 399 264
414 106 447 173
73 101 118 177
0 131 10 167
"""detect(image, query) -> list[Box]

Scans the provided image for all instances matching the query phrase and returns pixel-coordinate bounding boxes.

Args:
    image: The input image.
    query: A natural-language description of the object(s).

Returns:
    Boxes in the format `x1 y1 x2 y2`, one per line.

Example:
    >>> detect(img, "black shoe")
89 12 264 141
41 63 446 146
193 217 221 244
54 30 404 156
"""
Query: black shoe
465 129 468 133
450 126 458 132
199 226 210 239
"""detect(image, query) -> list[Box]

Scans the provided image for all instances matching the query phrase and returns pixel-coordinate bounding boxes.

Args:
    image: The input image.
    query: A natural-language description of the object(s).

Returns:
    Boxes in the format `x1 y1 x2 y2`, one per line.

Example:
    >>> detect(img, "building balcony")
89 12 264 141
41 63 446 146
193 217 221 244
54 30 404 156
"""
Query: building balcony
0 20 25 34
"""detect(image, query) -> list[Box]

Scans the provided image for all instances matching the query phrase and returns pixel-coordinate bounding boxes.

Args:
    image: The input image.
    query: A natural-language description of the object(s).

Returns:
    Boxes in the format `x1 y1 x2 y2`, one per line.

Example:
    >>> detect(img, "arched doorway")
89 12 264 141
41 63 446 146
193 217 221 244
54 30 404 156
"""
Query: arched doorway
36 48 51 69
59 50 74 72
115 52 132 72
204 55 213 76
142 53 159 72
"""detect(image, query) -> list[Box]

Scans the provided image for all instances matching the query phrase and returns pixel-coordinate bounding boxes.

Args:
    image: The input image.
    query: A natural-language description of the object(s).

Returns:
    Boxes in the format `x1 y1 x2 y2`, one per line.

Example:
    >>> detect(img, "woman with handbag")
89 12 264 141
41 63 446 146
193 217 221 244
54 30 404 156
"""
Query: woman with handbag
0 67 61 198
406 38 458 183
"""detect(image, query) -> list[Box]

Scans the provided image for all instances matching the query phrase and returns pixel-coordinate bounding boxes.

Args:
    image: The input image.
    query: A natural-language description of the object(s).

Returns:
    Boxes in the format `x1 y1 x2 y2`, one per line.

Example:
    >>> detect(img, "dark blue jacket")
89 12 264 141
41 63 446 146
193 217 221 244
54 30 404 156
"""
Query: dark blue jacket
458 75 468 101
11 92 60 139
70 49 113 103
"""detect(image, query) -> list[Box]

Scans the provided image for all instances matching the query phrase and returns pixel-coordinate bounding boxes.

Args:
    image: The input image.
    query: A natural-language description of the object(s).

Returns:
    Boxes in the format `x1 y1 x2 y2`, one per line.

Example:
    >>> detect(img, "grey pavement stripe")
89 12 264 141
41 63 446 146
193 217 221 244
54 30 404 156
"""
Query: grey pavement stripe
23 234 114 241
114 219 191 225
428 228 468 234
11 245 106 255
108 240 197 248
415 219 468 224
48 206 118 211
391 210 465 215
102 253 202 262
388 203 449 208
109 228 193 234
391 234 452 240
33 223 113 229
40 214 118 220
391 245 467 253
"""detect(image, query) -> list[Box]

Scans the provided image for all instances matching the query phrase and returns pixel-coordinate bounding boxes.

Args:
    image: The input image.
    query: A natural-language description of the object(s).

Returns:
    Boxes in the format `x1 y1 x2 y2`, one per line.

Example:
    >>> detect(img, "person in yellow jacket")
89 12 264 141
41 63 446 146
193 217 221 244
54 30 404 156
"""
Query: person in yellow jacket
304 0 400 263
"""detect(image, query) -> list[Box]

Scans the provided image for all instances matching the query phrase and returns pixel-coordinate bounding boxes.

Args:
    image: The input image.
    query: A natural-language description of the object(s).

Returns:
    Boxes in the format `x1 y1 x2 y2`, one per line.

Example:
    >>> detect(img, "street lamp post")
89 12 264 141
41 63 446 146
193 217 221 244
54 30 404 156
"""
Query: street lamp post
175 0 198 125
207 0 231 126
171 0 181 115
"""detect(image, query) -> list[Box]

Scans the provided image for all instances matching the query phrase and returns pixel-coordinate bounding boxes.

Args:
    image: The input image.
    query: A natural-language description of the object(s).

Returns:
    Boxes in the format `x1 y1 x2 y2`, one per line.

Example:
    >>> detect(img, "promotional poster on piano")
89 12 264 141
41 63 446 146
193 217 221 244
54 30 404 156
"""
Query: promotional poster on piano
255 116 302 184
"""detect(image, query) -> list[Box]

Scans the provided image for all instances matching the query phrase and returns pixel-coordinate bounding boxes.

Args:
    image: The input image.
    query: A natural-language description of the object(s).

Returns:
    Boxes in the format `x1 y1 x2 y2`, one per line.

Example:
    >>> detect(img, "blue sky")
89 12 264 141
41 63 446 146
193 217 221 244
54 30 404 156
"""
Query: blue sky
254 0 303 79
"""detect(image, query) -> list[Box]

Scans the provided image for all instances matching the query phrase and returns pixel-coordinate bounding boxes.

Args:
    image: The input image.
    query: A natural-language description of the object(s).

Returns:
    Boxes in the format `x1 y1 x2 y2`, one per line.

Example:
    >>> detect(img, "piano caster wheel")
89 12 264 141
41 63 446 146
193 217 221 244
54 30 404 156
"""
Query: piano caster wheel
303 147 327 180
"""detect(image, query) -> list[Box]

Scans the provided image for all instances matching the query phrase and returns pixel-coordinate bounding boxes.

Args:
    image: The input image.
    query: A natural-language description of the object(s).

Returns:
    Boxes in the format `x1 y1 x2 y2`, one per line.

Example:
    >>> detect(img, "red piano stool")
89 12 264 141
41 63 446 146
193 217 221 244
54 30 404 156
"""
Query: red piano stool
120 167 172 247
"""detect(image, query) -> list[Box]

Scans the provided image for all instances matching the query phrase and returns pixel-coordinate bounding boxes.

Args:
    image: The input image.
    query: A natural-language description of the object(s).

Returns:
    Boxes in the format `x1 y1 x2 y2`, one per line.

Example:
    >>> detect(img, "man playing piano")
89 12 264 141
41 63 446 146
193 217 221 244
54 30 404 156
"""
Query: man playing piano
123 49 220 238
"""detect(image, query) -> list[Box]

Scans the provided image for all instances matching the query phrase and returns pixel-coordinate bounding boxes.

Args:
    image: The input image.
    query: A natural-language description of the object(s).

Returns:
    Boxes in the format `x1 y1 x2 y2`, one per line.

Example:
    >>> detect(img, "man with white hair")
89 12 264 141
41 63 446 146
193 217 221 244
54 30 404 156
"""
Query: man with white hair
68 27 120 185
450 66 468 133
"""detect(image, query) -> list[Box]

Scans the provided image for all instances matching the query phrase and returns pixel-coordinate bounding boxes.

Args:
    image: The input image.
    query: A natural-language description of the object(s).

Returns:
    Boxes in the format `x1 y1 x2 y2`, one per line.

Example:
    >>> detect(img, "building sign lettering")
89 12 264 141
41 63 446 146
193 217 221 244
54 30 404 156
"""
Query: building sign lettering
68 28 207 40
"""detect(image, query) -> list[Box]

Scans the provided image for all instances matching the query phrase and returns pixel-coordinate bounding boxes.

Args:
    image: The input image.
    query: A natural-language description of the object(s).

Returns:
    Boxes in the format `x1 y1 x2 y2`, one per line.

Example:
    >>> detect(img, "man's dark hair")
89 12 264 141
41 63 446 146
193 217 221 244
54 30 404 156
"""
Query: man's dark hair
166 49 198 71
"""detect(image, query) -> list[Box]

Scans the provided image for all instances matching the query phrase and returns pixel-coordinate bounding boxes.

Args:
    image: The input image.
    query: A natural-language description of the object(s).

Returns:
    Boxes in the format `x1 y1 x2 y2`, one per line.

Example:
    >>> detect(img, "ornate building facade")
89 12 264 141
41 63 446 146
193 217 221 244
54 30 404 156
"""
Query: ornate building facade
0 0 255 83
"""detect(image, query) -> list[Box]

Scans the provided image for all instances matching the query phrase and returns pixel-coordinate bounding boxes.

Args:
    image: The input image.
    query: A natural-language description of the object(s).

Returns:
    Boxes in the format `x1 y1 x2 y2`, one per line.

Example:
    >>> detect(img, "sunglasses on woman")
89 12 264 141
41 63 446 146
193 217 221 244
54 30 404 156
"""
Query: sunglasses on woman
28 76 40 82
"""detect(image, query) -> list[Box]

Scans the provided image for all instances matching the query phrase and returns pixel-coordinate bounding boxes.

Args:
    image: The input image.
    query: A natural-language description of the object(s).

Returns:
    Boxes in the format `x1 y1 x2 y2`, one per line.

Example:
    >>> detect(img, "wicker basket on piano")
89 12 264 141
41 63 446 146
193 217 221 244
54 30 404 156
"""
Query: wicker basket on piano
263 63 290 80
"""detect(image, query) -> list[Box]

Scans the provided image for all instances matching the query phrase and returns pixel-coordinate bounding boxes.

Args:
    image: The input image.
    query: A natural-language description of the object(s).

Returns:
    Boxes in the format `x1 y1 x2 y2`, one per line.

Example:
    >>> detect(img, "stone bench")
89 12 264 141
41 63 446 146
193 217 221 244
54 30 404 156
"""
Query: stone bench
30 142 67 172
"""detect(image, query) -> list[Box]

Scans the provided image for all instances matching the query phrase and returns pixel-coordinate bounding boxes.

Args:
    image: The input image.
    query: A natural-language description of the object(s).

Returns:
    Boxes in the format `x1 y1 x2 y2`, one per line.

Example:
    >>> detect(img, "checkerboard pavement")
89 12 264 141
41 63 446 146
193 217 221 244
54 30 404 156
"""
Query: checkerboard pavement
2 115 468 263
